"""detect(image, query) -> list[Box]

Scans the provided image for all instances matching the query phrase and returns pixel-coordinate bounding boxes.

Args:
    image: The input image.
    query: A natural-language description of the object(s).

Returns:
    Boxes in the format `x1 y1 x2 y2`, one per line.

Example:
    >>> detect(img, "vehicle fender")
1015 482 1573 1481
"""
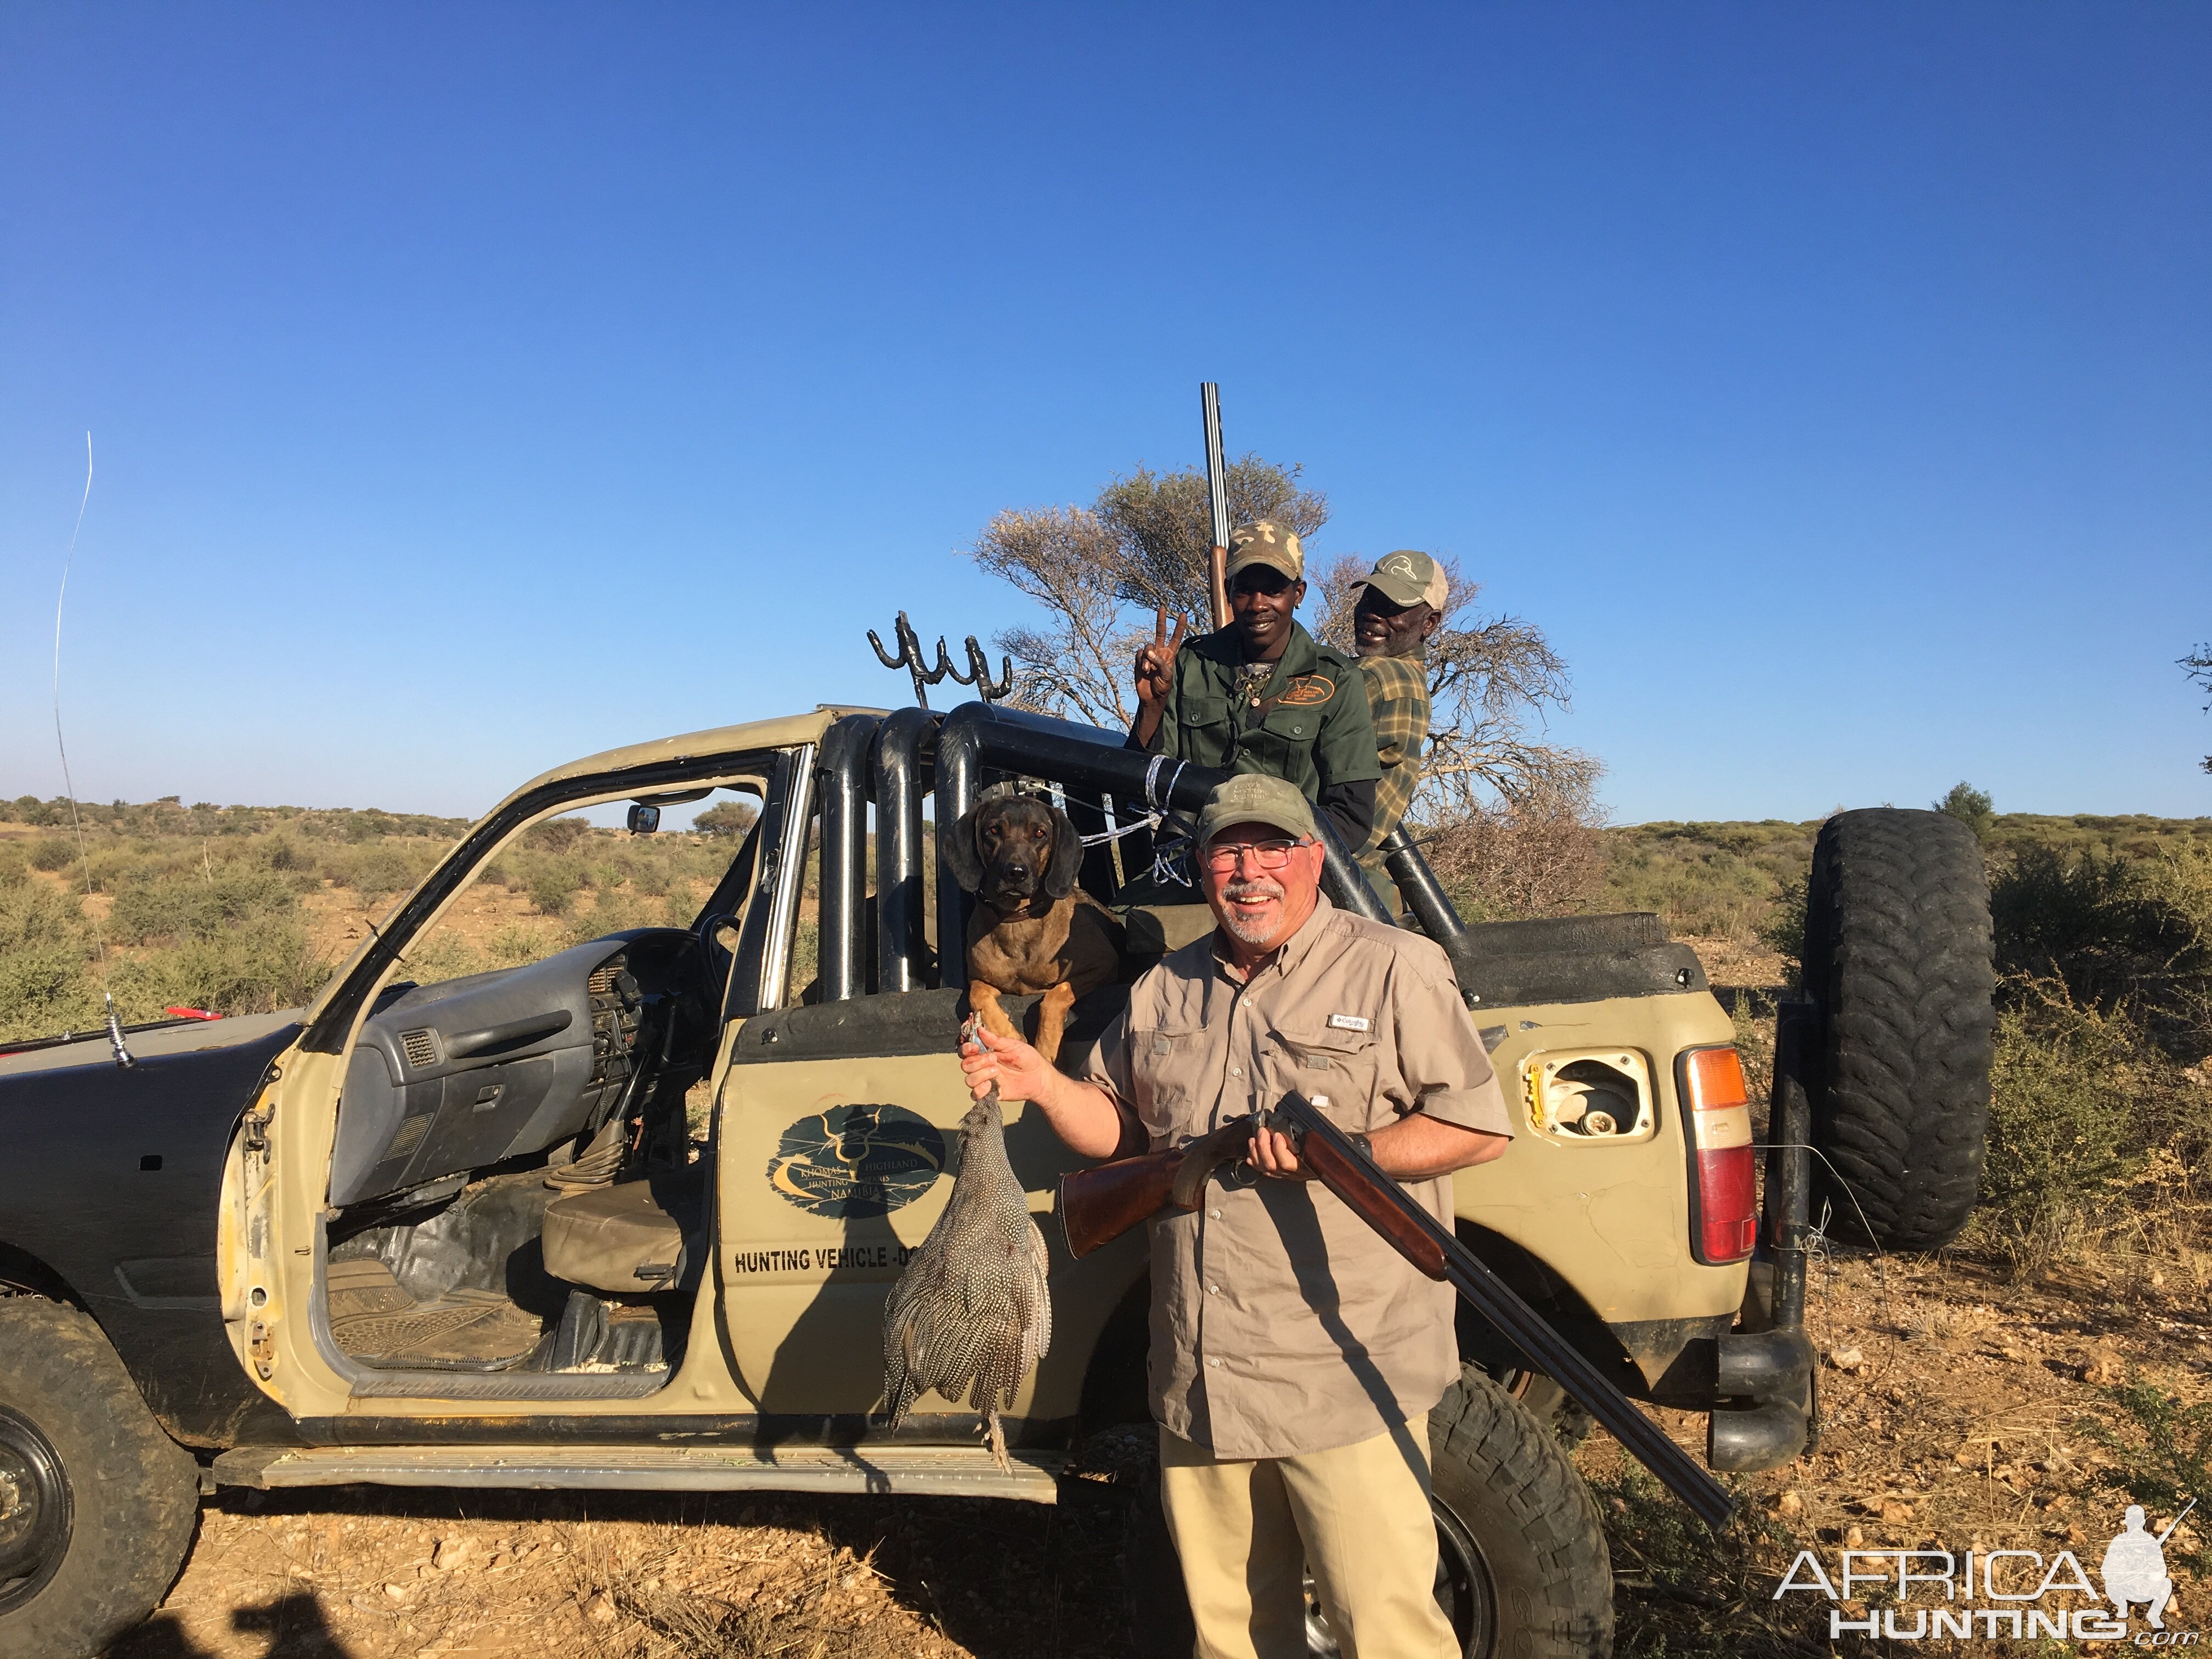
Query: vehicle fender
0 1015 307 1448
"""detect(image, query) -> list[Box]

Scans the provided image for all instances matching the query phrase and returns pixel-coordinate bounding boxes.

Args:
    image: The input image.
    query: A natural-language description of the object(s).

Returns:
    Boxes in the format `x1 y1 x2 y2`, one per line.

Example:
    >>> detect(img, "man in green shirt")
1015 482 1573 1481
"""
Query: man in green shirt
1131 521 1380 852
1350 550 1446 906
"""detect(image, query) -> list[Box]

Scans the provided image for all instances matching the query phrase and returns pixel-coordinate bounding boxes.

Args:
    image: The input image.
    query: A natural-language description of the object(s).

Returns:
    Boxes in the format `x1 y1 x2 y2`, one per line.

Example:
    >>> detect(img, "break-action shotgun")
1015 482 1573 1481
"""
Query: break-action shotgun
1057 1091 1738 1531
1200 382 1232 631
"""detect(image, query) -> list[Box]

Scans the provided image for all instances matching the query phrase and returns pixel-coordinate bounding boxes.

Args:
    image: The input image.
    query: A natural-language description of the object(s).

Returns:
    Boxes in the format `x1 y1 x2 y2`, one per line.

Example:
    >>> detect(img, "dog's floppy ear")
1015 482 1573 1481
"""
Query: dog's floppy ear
1042 805 1085 900
942 803 988 895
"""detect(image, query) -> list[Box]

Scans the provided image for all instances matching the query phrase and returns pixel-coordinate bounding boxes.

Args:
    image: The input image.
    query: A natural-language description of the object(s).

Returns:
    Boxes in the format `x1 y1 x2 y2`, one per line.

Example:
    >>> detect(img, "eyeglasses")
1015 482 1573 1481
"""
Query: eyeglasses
1203 838 1311 873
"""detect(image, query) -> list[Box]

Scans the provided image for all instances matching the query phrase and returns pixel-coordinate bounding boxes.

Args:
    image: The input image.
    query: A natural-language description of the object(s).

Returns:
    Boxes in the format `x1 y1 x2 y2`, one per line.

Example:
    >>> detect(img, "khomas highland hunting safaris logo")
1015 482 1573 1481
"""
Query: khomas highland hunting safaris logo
1775 1500 2193 1643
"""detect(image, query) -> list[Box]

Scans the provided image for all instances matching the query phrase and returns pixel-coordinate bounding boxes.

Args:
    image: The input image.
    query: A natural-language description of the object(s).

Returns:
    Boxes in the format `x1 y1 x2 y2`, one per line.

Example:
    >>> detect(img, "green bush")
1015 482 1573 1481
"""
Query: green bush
262 835 314 872
321 842 431 901
1934 781 1995 839
1991 841 2212 1031
0 884 99 1042
109 867 300 946
111 915 331 1017
27 837 75 873
1756 873 1807 977
527 859 586 917
526 816 592 853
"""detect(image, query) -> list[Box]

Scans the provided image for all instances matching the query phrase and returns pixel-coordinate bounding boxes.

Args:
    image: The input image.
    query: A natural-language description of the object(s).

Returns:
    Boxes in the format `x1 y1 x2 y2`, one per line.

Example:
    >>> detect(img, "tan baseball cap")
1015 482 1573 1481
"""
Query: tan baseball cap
1224 520 1304 584
1357 549 1448 610
1194 773 1319 848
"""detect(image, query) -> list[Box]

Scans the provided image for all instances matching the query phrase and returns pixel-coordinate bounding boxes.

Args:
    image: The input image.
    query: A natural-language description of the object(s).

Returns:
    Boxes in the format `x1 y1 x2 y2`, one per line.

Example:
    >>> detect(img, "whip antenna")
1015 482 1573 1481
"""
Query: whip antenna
52 432 132 1067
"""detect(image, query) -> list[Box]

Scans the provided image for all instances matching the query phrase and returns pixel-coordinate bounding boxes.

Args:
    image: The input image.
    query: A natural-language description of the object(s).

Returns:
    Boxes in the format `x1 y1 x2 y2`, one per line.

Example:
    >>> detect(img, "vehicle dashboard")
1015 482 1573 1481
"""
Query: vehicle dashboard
328 929 707 1210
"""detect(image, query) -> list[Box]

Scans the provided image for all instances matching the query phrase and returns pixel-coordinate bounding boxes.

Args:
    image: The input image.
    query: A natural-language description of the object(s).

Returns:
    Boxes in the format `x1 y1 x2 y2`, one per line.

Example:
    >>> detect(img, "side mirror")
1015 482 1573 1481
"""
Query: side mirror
627 803 662 836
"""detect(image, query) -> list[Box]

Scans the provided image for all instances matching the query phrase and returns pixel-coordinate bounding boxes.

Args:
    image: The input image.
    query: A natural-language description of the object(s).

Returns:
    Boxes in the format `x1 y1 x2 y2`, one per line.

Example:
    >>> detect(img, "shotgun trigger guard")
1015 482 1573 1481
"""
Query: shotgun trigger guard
1169 1116 1259 1210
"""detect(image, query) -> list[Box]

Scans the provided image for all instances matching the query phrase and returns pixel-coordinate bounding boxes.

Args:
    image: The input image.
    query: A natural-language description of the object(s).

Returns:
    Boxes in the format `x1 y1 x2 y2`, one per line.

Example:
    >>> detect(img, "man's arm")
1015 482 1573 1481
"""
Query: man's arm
1317 776 1376 852
960 1023 1131 1160
1250 1111 1506 1181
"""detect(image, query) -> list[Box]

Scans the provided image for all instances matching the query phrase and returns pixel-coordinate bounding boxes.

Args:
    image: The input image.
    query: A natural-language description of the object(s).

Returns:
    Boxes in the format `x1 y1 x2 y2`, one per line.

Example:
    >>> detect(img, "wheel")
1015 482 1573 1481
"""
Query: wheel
1121 1367 1612 1659
1511 1373 1594 1452
1801 809 1995 1250
0 1299 199 1658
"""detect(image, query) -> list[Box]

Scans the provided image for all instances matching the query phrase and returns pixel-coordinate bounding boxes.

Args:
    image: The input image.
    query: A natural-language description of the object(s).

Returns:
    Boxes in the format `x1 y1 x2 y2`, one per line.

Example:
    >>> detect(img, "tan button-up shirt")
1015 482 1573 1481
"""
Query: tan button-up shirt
1081 894 1511 1459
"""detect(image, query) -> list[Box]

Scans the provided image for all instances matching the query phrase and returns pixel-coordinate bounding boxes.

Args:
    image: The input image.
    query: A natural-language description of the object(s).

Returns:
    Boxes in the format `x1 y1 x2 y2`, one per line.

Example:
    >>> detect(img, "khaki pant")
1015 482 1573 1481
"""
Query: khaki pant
1158 1417 1458 1659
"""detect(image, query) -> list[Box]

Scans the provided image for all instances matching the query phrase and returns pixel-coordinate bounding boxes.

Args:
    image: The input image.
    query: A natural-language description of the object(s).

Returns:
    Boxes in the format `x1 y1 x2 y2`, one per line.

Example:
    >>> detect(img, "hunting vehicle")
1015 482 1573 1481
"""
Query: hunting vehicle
0 699 1994 1658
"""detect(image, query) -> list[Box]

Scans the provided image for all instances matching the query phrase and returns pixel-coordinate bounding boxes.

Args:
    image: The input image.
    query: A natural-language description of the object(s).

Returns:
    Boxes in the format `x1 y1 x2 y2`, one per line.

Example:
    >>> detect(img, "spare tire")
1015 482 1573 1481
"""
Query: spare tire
1801 808 1995 1250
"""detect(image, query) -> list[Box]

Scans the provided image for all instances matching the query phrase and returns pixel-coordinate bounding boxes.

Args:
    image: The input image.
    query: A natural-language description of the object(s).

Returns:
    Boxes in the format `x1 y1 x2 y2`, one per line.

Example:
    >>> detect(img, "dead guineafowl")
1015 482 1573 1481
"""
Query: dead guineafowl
881 1017 1052 1470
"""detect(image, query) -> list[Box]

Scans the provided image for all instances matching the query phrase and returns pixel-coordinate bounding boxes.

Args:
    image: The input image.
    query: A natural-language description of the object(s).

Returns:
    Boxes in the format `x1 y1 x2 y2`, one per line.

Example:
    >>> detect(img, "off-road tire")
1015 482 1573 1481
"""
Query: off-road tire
0 1298 199 1658
1121 1367 1612 1658
1801 808 1994 1250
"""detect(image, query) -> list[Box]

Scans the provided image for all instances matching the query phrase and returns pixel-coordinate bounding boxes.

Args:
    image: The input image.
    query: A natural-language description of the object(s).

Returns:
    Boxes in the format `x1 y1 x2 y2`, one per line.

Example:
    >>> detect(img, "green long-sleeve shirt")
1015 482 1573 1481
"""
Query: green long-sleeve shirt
1138 621 1380 849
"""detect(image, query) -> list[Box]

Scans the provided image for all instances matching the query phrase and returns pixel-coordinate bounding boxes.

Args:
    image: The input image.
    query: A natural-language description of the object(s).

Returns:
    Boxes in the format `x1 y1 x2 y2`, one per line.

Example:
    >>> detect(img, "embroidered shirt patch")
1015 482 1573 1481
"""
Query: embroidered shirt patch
1328 1014 1371 1032
1277 674 1336 707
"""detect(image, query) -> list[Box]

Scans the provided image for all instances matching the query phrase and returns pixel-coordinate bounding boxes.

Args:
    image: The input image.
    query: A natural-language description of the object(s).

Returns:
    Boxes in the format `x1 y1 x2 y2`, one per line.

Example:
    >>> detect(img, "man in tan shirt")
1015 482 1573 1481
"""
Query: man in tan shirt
962 773 1511 1659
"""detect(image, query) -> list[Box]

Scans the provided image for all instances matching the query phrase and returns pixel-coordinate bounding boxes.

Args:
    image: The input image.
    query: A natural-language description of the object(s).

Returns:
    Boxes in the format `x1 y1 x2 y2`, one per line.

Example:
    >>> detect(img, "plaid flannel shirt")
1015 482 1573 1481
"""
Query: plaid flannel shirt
1357 652 1431 859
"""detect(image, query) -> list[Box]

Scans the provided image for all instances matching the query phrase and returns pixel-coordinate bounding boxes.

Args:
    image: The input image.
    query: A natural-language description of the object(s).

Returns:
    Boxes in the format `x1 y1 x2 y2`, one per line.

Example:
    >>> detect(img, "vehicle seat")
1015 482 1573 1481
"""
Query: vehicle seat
541 1172 706 1294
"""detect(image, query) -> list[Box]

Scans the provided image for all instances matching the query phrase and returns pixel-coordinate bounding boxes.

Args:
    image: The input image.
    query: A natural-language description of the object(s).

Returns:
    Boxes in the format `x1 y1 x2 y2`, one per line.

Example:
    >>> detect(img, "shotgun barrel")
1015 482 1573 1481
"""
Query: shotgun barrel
1268 1091 1736 1530
1200 382 1231 630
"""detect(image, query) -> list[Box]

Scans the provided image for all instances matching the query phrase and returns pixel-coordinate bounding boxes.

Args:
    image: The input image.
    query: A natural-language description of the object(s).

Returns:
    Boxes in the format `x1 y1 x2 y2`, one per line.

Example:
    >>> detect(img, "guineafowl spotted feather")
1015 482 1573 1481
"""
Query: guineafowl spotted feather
882 1020 1052 1471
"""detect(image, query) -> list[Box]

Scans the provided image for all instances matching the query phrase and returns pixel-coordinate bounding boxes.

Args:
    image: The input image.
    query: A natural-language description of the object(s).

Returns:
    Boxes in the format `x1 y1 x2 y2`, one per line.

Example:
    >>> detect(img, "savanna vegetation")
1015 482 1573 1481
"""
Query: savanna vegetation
0 795 751 1046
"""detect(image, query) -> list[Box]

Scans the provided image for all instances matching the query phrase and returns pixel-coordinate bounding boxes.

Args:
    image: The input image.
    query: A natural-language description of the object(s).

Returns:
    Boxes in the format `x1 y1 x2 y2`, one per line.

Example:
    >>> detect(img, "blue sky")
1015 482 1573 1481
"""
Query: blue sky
3 4 2207 826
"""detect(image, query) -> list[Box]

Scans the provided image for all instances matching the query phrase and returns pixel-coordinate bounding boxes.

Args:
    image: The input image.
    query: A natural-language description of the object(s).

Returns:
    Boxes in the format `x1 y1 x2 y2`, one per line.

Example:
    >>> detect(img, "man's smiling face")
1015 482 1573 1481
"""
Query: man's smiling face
1229 568 1304 659
1202 817 1325 951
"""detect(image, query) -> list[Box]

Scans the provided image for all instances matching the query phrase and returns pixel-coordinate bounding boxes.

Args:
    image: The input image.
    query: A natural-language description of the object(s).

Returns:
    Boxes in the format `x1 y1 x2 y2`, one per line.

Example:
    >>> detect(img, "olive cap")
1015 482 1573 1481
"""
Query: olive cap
1224 520 1304 584
1194 773 1320 849
1357 549 1448 611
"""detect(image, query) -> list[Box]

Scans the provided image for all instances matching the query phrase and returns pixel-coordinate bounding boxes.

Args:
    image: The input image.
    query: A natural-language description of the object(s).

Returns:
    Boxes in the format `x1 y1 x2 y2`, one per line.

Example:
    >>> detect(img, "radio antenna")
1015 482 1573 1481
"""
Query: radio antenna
52 432 132 1068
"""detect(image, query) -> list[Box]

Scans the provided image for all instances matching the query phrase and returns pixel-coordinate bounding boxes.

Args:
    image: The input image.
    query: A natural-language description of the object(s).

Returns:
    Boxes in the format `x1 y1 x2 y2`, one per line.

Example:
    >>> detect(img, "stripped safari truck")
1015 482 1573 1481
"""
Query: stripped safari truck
0 700 1993 1659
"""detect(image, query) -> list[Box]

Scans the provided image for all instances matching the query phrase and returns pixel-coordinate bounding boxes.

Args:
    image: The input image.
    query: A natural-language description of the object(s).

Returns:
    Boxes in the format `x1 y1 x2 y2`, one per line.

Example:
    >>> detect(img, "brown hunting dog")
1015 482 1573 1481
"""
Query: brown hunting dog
945 794 1126 1063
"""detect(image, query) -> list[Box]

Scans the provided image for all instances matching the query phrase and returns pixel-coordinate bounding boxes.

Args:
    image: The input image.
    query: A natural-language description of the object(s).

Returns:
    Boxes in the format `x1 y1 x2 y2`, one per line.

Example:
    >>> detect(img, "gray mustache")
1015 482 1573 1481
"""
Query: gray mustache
1223 878 1285 902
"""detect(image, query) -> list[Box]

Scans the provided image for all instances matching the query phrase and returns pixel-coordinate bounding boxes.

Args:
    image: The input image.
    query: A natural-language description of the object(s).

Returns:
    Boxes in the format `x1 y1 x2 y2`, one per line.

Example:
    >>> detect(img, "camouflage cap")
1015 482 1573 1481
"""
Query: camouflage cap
1194 772 1319 849
1357 549 1448 611
1224 520 1304 584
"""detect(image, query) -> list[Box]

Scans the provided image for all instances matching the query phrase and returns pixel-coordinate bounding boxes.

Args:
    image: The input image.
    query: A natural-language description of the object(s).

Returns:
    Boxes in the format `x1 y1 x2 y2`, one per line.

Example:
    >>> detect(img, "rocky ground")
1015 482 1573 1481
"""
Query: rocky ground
111 940 2212 1657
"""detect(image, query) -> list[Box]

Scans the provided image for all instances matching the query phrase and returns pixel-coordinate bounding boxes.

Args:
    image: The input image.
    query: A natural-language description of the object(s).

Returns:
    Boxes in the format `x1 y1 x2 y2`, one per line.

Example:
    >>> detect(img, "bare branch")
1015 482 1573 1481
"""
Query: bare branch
969 506 1137 727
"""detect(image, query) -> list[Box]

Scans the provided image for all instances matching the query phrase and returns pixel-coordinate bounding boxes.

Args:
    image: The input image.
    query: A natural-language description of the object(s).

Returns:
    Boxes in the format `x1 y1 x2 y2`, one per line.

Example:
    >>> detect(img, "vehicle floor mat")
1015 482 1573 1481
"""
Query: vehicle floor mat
328 1257 549 1369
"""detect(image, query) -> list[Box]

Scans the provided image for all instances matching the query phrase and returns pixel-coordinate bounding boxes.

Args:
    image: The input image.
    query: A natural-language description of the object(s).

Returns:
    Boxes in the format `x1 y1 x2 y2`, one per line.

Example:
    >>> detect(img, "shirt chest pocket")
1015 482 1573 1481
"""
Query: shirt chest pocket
1270 1024 1382 1114
1181 695 1231 733
1131 1026 1207 1135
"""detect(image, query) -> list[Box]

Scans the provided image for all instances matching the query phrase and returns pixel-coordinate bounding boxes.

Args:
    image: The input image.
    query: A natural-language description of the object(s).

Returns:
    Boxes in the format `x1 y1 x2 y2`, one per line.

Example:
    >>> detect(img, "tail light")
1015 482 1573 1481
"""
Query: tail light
1677 1046 1757 1264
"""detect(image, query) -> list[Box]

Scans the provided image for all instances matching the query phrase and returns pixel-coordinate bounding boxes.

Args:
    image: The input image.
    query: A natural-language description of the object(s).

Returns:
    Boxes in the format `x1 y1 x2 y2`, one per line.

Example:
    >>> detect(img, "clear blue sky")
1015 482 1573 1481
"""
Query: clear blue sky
4 5 2207 826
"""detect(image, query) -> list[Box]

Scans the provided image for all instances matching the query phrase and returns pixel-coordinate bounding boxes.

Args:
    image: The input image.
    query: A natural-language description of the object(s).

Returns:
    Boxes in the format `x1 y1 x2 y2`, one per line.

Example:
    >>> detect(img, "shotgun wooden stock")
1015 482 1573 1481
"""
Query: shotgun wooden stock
1058 1116 1258 1259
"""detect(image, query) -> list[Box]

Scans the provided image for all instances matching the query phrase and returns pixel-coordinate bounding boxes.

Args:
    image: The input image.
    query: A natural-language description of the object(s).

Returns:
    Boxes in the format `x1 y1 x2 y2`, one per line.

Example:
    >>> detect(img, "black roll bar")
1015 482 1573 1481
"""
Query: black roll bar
872 707 936 994
1376 825 1482 988
814 715 879 1003
929 703 1393 983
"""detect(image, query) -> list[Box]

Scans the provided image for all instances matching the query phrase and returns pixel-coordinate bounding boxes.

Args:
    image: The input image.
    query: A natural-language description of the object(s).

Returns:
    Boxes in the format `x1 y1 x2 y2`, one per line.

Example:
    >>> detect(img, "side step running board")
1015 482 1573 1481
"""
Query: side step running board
211 1442 1064 1504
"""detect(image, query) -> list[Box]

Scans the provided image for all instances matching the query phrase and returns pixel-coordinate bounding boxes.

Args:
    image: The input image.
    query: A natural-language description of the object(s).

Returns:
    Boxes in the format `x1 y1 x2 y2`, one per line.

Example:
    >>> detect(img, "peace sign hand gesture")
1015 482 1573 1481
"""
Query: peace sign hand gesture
1133 609 1187 715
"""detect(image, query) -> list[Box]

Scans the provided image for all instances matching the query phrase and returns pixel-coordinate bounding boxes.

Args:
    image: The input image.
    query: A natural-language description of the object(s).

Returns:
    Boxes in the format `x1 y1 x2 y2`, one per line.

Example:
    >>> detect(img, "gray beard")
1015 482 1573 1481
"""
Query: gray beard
1219 878 1285 945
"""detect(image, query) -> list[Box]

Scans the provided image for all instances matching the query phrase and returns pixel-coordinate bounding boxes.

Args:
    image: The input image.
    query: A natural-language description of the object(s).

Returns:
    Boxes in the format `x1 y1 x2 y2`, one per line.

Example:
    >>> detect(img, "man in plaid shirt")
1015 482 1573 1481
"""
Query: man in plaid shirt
1350 550 1448 909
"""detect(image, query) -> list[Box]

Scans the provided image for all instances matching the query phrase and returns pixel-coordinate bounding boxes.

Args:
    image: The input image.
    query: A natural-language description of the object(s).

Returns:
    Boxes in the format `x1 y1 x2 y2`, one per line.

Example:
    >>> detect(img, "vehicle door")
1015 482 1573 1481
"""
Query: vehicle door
707 764 1141 1435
